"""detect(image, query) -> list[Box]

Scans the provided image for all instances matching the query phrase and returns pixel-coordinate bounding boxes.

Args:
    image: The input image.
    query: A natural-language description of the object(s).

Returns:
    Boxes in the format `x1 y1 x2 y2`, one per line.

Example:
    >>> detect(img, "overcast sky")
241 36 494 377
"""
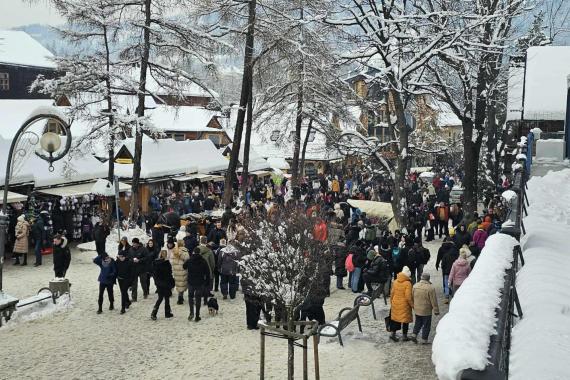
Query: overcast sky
0 0 63 29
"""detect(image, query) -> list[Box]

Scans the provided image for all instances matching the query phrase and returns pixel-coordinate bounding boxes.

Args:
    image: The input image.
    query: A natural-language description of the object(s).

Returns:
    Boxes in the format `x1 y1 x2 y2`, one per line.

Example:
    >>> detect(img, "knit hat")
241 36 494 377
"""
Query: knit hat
421 273 431 281
402 266 412 278
17 215 25 221
449 227 456 237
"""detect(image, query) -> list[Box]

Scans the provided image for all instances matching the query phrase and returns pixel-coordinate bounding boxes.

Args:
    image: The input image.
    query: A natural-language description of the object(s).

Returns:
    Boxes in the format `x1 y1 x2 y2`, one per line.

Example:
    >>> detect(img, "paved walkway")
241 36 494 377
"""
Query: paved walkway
1 239 448 379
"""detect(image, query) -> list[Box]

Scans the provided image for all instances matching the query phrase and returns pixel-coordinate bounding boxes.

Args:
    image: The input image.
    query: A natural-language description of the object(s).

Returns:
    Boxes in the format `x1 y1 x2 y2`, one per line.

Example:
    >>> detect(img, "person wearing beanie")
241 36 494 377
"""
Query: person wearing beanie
448 249 472 295
118 236 131 257
411 273 439 344
389 266 414 342
116 251 134 314
128 238 152 301
53 234 71 278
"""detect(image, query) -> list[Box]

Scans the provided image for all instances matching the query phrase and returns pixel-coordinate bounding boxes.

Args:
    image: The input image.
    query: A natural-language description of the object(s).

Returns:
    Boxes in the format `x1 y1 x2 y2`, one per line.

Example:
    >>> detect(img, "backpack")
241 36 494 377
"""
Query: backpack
392 247 400 265
345 253 355 272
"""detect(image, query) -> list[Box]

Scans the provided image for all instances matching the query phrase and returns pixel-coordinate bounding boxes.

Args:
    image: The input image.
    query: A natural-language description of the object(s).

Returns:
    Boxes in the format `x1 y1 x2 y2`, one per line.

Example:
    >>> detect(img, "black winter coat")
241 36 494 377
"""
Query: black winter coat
128 246 152 274
332 243 348 277
436 241 458 275
116 258 134 282
53 238 71 275
207 228 227 247
363 255 389 283
183 254 211 287
184 234 198 253
153 258 175 297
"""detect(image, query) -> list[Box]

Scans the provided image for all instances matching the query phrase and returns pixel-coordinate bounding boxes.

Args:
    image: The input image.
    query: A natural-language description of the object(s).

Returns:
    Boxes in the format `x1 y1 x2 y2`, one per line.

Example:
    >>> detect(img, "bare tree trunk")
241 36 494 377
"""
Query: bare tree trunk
287 306 295 380
129 0 151 220
223 0 256 206
299 118 313 179
103 24 116 224
462 120 480 216
390 90 409 227
290 86 303 193
240 86 254 196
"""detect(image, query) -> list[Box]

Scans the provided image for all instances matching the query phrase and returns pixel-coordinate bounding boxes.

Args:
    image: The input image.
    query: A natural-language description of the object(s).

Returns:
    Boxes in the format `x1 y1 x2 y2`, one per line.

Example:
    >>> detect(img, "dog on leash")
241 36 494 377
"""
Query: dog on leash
207 297 219 316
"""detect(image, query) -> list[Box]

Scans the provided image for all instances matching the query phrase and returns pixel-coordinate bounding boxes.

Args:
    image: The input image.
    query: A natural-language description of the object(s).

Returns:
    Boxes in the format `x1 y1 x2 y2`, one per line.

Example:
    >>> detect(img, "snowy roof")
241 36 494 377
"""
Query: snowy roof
523 46 570 121
0 99 56 139
114 138 227 179
149 106 221 133
0 30 56 69
507 66 525 122
267 156 290 170
430 99 462 127
0 137 108 187
238 145 270 172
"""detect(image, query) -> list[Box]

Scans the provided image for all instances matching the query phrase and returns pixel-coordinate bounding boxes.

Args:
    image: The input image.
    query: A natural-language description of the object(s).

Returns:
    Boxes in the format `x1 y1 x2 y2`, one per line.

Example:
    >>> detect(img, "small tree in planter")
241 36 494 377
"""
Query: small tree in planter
237 209 331 379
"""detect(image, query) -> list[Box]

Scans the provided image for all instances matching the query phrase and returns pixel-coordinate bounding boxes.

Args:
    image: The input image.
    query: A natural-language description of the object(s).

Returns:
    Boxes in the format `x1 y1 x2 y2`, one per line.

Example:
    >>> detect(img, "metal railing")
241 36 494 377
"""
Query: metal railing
460 135 531 380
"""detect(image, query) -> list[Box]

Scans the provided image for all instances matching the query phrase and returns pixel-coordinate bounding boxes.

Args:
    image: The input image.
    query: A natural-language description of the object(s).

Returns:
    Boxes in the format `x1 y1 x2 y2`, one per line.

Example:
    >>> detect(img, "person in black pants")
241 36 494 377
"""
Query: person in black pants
93 253 117 314
183 247 211 322
241 278 261 330
115 251 134 314
151 250 175 320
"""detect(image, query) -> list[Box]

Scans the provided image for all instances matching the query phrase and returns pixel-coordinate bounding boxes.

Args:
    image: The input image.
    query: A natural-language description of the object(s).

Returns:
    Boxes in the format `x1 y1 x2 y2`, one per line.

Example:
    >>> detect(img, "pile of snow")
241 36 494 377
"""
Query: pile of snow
0 294 73 331
536 139 565 161
432 233 518 380
510 169 570 380
501 190 518 203
77 227 150 256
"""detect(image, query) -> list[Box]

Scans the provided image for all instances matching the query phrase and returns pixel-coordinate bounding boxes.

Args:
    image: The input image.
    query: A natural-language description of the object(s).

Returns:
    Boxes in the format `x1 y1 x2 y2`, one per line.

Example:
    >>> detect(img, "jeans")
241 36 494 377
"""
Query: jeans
34 240 42 265
351 267 362 292
336 275 345 289
118 279 130 311
443 274 450 297
188 285 205 317
98 283 114 309
413 314 433 340
153 293 172 316
220 274 239 299
131 272 149 301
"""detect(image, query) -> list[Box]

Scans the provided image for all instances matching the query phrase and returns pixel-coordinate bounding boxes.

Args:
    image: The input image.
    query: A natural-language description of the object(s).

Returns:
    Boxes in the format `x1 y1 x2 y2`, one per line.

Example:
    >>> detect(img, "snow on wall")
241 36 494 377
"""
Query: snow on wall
510 169 570 380
432 233 518 380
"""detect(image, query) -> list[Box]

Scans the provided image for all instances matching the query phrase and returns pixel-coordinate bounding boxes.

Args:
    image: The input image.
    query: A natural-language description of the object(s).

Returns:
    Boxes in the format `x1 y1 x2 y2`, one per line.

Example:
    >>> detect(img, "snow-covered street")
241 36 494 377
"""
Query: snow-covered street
1 240 447 380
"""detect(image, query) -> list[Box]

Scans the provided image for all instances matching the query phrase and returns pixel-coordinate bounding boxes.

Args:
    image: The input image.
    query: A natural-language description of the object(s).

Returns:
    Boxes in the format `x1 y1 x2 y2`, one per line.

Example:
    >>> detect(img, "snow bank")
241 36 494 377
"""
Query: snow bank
77 227 150 256
0 294 73 331
510 169 570 380
536 139 565 161
432 234 518 380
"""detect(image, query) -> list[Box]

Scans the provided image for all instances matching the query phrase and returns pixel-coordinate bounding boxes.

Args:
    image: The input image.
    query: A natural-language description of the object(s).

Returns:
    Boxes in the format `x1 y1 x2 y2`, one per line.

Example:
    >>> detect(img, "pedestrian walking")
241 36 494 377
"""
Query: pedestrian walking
448 249 472 295
53 234 71 278
411 273 439 344
170 241 189 305
218 242 240 299
128 238 151 301
183 247 211 322
151 250 175 320
93 253 117 314
389 266 414 342
116 251 133 314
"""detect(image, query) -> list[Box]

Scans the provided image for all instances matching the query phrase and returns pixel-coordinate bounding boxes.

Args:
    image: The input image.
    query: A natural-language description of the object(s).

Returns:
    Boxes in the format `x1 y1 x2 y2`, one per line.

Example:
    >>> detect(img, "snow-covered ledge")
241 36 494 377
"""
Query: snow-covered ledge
432 234 519 380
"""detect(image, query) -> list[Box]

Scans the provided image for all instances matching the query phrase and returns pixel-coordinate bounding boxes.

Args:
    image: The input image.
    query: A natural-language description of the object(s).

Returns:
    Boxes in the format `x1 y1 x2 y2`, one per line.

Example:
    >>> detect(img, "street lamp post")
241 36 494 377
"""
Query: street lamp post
0 109 72 297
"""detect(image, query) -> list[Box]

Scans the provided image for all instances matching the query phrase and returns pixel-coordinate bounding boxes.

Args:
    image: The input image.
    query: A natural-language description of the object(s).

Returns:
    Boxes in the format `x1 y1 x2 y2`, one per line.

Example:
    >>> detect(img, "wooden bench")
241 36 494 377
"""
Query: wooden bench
318 305 362 346
354 281 388 320
17 288 56 308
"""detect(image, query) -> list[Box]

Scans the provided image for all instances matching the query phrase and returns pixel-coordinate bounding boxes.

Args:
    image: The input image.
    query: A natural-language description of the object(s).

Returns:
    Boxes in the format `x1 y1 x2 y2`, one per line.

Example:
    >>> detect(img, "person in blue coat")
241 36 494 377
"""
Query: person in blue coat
94 253 117 314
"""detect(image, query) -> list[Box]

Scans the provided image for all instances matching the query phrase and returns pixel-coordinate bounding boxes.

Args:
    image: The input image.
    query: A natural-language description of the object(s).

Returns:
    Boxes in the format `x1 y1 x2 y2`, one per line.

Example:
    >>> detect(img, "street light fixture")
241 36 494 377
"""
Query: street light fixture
0 108 72 302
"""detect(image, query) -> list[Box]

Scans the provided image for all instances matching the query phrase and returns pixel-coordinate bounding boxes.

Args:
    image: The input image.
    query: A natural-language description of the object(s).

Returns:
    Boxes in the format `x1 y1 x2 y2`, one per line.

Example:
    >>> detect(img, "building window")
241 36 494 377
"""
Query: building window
270 130 280 141
0 73 9 91
208 134 221 146
173 133 185 141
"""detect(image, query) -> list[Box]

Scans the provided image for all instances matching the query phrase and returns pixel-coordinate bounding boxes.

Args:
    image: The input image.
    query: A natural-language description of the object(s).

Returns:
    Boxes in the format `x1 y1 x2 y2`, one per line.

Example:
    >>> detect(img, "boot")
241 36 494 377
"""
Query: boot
165 309 174 318
177 294 184 305
21 253 27 266
188 305 194 321
120 308 126 314
410 334 418 344
97 305 103 314
151 308 158 321
14 254 20 265
402 334 410 342
109 302 114 311
389 332 399 342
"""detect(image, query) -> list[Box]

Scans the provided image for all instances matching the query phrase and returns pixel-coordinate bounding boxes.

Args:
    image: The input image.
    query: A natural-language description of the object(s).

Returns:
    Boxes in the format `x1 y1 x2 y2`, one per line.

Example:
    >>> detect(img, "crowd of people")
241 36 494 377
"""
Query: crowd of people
7 165 511 345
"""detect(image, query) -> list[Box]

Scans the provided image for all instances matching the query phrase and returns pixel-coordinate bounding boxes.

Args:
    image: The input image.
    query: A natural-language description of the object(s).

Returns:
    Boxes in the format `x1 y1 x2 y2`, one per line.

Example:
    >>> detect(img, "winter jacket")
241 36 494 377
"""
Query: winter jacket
332 243 348 277
390 272 413 323
412 280 439 316
93 224 109 244
218 245 240 276
207 228 227 247
183 253 211 287
115 258 134 282
327 222 344 245
350 245 367 268
128 245 152 274
363 255 389 284
31 218 45 242
449 258 471 287
170 247 190 292
94 255 117 285
183 234 198 254
467 221 478 235
453 228 471 248
436 205 449 222
472 228 488 250
313 222 328 243
436 241 458 275
198 245 215 276
153 258 175 297
118 243 131 257
14 219 30 254
53 237 71 276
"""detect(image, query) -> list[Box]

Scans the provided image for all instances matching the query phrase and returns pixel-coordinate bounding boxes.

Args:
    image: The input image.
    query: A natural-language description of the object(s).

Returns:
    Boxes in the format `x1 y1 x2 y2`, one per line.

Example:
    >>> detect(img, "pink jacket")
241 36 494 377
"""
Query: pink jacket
472 228 488 250
449 258 471 287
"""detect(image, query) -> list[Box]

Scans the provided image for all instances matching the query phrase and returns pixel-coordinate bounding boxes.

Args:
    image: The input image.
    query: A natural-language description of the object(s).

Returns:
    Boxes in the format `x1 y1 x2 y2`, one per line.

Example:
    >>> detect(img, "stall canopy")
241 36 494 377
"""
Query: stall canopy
37 180 131 197
346 199 398 231
0 191 28 204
